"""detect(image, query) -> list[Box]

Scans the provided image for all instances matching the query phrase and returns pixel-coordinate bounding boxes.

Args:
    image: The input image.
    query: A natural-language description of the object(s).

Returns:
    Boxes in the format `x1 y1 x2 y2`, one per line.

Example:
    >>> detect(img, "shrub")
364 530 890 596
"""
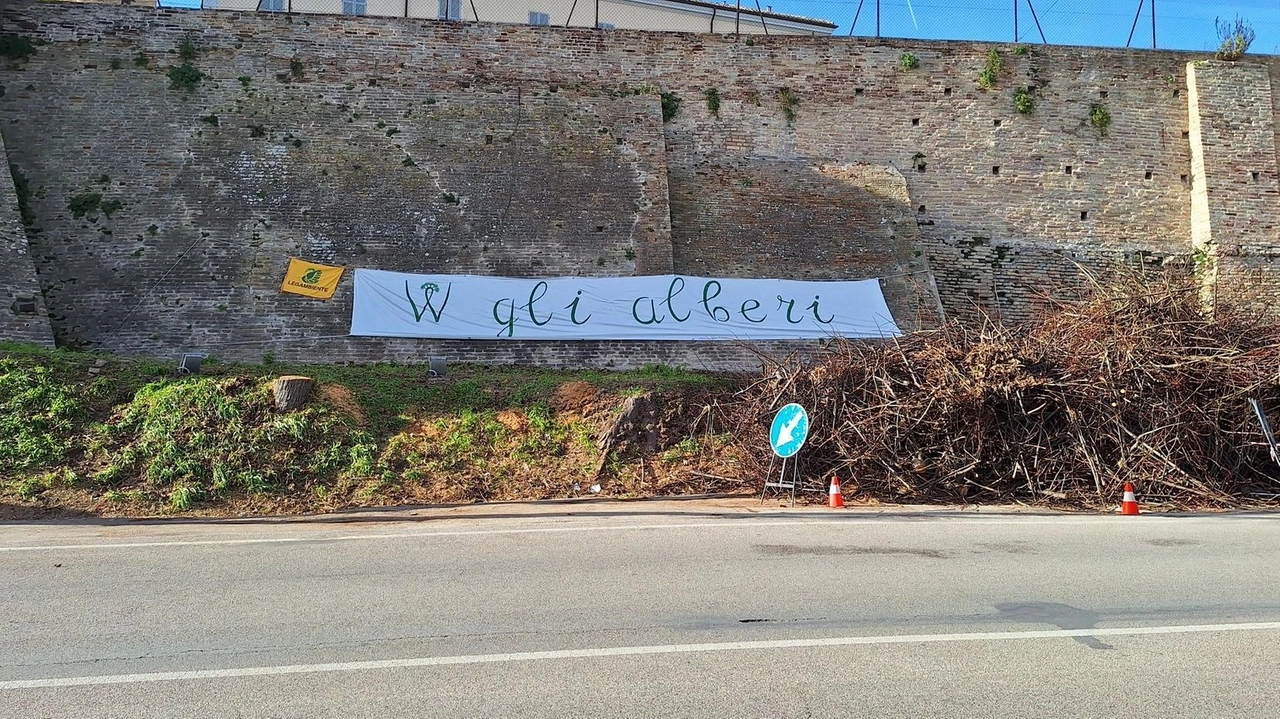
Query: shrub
899 52 919 70
660 91 681 122
1214 15 1254 60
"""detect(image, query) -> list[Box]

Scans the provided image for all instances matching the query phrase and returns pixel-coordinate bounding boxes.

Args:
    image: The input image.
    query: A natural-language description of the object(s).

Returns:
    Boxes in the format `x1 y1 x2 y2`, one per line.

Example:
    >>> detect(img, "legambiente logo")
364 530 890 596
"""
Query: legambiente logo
301 268 323 284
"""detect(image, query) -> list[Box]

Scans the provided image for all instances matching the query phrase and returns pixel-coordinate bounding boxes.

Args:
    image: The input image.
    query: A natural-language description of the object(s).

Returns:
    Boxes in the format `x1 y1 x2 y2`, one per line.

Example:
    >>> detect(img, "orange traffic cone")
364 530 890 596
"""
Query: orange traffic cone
1120 482 1140 515
829 475 845 508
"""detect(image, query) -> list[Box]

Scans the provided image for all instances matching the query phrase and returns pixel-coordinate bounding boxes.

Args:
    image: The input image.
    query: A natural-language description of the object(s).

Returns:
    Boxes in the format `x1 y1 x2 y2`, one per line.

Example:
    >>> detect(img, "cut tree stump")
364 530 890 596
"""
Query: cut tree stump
592 392 658 479
272 376 315 411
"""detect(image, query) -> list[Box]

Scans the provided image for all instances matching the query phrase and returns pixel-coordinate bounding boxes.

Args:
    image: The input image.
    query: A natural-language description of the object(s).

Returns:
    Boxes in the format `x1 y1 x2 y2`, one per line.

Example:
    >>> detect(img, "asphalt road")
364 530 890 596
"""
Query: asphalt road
2 503 1279 717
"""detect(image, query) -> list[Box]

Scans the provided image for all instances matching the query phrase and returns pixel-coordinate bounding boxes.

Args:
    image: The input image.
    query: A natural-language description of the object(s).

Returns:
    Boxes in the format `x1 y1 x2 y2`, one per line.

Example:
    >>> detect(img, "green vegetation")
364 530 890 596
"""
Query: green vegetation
8 163 36 228
1014 87 1035 114
67 192 124 219
239 76 252 88
1012 44 1029 55
777 87 800 125
660 91 681 122
899 52 919 70
0 345 728 515
441 192 459 205
1089 102 1111 136
289 59 304 77
0 36 37 63
200 114 219 127
134 53 149 68
168 63 205 93
703 88 721 118
1214 15 1254 60
978 49 1003 90
109 58 122 71
177 38 198 62
0 352 113 472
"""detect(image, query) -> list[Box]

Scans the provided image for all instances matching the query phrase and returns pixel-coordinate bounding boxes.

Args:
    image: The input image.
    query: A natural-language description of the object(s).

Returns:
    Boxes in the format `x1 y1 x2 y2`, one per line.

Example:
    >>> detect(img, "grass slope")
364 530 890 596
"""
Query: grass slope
0 343 740 518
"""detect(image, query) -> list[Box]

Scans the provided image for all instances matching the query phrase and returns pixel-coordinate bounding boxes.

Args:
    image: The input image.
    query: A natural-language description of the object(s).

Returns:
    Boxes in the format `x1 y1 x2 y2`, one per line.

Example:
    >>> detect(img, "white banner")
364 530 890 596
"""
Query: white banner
349 270 901 341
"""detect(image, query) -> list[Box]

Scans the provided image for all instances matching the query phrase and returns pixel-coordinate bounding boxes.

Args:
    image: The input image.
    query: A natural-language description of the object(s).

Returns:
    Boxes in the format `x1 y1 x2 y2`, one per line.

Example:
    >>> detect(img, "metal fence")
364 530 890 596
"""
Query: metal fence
160 0 1280 52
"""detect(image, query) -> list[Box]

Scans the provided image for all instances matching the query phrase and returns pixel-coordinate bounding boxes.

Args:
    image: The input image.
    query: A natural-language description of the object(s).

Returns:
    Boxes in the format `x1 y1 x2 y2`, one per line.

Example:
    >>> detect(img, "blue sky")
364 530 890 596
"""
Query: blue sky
785 0 1280 51
157 0 1278 52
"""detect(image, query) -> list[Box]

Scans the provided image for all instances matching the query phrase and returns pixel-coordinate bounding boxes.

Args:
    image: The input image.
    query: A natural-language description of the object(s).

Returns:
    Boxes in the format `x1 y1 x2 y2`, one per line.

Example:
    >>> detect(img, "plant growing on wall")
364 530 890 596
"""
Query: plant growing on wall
1013 87 1034 114
703 88 721 118
777 87 799 125
1012 44 1029 55
0 36 37 64
133 52 149 68
660 91 681 122
67 192 124 220
8 163 36 229
168 63 204 93
978 49 1003 90
1089 103 1111 136
177 38 198 62
899 52 919 70
1214 15 1255 60
289 58 304 78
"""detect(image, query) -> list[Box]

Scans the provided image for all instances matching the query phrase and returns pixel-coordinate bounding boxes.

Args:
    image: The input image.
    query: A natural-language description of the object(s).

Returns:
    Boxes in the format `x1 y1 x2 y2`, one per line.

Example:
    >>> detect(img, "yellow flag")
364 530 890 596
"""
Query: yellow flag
280 258 345 299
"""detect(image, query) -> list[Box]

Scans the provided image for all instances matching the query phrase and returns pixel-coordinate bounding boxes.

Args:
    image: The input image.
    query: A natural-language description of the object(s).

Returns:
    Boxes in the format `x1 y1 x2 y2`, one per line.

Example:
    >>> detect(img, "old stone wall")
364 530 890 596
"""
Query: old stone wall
0 2 1275 368
0 131 54 347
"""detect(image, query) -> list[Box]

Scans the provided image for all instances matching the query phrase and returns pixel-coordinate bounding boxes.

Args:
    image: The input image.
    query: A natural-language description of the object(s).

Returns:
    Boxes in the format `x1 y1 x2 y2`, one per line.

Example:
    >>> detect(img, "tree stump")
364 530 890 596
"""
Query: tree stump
272 376 314 411
592 392 658 479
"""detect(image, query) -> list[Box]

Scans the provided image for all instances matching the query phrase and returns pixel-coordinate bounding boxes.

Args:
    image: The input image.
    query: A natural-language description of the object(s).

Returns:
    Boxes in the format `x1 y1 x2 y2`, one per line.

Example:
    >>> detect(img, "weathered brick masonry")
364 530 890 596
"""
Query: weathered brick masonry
0 2 1276 368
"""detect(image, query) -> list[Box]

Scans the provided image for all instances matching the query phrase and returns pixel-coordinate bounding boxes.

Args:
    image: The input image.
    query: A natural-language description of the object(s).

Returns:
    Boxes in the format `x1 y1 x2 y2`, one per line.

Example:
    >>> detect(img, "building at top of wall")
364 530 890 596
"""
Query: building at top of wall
156 0 838 35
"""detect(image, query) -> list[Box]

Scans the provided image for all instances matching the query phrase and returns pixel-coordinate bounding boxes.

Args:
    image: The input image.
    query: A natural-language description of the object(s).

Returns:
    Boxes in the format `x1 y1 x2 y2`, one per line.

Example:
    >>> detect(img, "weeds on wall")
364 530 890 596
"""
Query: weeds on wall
177 38 198 62
109 58 122 71
289 59 304 78
978 49 1003 90
168 63 204 93
133 52 149 68
1013 87 1035 114
660 91 681 122
0 36 37 65
744 90 761 107
1214 15 1255 60
1012 44 1029 55
899 52 919 70
8 164 37 229
67 192 124 220
777 87 799 125
1089 103 1111 136
703 88 721 118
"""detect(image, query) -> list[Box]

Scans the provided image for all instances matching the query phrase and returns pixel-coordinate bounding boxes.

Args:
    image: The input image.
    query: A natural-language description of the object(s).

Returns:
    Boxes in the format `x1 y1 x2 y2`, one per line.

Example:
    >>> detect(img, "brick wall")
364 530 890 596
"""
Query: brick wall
1188 60 1280 318
0 131 54 347
0 2 1274 368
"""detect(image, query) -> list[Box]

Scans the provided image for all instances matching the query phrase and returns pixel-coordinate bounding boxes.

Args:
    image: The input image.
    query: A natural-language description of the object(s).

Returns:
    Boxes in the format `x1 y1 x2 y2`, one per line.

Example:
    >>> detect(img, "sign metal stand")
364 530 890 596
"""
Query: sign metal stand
760 403 810 507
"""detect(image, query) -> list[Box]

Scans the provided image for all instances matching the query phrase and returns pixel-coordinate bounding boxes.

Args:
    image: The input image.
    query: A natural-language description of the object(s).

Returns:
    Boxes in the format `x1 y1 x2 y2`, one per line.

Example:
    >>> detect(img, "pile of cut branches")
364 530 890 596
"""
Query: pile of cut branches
729 271 1280 508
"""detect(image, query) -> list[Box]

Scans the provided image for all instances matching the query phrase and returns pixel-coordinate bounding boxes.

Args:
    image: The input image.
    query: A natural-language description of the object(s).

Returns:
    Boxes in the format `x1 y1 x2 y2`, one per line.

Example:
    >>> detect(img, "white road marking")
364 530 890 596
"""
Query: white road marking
3 621 1278 689
0 516 1172 552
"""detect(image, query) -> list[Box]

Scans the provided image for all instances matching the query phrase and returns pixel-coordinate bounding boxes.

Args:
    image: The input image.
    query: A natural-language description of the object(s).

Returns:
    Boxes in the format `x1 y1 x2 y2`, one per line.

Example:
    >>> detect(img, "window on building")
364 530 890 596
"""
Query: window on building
438 0 462 20
342 0 366 15
529 11 550 25
260 0 285 10
597 22 616 29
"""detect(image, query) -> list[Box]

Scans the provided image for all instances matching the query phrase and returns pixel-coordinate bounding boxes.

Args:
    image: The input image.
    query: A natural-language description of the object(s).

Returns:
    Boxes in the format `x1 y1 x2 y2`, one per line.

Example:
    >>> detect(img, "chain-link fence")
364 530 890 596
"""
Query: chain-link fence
158 0 1280 52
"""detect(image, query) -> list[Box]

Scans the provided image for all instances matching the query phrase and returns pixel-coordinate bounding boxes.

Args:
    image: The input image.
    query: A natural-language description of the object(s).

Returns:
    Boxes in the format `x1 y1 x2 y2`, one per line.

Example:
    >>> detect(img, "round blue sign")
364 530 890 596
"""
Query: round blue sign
769 403 810 458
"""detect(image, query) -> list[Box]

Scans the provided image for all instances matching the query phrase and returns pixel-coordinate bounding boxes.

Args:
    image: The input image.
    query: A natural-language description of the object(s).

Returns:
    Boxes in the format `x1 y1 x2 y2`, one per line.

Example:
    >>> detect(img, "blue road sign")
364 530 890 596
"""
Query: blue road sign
769 403 810 458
